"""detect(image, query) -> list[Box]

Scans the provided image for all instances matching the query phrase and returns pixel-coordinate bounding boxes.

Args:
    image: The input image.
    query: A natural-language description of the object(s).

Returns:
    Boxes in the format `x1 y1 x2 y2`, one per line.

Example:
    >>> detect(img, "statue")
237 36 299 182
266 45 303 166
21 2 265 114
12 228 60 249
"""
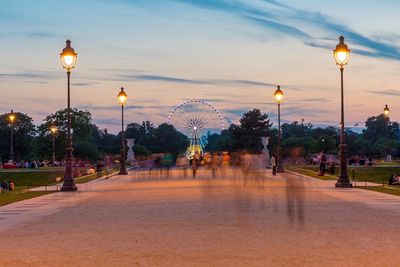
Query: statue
126 138 135 165
261 137 271 168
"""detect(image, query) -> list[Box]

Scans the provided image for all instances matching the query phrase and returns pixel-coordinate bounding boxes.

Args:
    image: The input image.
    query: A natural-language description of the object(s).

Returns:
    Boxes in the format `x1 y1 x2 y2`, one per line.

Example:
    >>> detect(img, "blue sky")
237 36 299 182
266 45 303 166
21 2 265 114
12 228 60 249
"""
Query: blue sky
1 0 400 132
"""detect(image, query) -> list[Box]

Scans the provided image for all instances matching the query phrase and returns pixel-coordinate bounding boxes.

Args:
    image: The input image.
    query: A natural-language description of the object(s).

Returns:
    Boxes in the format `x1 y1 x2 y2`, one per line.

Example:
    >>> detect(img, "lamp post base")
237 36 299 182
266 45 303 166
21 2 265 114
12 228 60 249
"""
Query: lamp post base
61 181 78 191
276 165 285 173
335 179 352 188
119 169 128 175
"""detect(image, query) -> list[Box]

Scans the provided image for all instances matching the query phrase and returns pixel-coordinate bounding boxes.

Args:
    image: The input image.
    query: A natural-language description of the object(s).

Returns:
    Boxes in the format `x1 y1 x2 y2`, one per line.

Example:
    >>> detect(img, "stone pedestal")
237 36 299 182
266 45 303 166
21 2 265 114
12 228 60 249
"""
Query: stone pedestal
126 139 135 165
261 137 271 168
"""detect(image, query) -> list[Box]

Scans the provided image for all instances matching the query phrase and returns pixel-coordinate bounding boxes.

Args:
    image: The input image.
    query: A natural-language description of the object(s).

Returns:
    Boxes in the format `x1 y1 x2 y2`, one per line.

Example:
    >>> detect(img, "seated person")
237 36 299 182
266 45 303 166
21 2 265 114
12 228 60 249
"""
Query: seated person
87 166 96 175
1 180 9 191
73 167 81 178
389 174 400 185
9 180 14 191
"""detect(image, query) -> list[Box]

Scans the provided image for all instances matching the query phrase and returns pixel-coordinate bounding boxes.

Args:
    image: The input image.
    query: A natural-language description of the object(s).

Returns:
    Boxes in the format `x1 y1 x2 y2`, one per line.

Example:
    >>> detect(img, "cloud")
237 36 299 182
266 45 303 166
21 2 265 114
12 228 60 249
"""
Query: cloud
171 0 400 61
131 74 209 84
367 90 400 96
0 72 49 79
71 82 97 87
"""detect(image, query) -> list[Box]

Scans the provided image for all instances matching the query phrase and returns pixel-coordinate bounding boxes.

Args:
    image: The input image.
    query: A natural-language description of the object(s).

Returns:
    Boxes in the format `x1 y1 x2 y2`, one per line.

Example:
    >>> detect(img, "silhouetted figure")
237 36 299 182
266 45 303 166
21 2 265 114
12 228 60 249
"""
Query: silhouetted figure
271 153 277 176
190 152 200 178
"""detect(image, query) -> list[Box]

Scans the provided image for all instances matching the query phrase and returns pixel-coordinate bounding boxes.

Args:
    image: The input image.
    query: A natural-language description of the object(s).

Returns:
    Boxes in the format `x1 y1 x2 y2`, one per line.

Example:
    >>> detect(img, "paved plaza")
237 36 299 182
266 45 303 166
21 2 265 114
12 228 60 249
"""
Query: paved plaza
1 169 400 266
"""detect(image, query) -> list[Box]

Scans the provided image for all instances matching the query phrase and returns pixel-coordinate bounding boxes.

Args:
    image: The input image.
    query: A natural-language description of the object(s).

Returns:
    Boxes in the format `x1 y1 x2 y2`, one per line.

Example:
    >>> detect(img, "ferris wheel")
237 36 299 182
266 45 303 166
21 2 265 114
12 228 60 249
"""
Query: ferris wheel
167 100 225 158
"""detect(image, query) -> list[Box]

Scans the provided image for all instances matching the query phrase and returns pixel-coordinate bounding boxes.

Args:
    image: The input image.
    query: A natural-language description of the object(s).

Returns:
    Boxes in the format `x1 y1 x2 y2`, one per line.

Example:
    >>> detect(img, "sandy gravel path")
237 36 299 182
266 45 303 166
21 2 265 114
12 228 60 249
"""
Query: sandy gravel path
1 169 400 266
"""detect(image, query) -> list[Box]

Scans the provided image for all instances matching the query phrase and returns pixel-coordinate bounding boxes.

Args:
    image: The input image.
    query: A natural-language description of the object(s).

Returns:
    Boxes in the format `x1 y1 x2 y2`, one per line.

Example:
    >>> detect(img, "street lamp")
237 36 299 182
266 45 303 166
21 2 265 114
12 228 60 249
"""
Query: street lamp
60 39 78 191
333 36 352 188
9 110 15 162
384 104 390 161
117 87 128 175
274 85 284 173
50 125 58 165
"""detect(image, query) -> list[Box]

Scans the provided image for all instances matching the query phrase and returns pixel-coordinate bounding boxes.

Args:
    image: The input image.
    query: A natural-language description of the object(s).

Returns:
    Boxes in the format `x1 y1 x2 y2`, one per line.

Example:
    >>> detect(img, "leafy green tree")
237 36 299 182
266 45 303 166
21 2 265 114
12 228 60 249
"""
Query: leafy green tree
0 112 36 161
205 130 234 152
140 123 189 156
37 108 99 161
230 109 272 152
94 129 120 155
362 114 399 157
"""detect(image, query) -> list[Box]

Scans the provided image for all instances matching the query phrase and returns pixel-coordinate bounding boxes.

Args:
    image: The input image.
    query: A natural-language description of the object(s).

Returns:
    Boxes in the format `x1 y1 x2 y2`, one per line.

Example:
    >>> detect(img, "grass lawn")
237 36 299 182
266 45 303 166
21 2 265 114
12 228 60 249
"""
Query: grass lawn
0 171 64 188
0 168 118 207
285 165 337 180
287 164 400 197
286 165 400 184
0 191 54 207
357 186 400 197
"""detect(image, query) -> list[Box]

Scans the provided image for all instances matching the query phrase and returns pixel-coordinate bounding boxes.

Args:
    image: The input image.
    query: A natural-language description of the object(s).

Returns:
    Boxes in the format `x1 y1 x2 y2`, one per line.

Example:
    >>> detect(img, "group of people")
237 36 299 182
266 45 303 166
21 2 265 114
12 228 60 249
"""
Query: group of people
1 180 15 192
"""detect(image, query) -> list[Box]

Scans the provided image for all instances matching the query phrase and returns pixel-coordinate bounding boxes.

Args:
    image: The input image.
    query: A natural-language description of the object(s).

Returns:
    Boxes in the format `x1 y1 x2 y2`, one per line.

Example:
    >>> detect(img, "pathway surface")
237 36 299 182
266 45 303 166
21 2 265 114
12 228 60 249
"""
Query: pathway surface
1 168 400 266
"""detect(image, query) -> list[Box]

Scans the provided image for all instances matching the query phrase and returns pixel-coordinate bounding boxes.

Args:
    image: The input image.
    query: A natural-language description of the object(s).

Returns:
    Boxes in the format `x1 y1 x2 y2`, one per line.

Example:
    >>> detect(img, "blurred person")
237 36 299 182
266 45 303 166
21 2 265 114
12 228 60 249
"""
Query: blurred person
240 151 252 187
190 151 200 178
271 152 277 176
211 152 220 179
176 154 189 178
318 151 327 176
162 153 174 178
221 152 231 177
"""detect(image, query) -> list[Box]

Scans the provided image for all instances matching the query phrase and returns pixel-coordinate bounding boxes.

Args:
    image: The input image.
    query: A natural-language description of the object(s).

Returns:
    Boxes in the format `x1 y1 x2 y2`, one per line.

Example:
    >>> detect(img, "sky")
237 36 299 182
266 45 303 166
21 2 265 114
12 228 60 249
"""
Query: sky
1 0 400 133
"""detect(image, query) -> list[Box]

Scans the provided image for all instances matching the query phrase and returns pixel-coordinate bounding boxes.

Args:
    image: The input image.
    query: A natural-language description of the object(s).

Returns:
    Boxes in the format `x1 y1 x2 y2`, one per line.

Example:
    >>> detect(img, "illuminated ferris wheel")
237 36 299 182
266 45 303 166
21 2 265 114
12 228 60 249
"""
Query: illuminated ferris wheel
167 100 225 158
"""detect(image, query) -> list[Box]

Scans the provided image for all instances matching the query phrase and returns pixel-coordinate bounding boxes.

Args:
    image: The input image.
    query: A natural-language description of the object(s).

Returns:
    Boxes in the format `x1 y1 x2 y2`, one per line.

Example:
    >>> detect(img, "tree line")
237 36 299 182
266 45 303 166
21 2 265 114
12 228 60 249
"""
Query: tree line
0 108 398 162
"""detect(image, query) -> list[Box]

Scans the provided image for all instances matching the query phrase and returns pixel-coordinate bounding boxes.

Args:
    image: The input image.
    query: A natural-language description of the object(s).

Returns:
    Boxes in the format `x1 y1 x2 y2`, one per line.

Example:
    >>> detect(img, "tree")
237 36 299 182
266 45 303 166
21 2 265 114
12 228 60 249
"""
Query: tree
230 109 272 152
0 112 36 161
36 108 99 161
363 114 400 157
140 123 189 156
205 130 234 152
94 129 120 155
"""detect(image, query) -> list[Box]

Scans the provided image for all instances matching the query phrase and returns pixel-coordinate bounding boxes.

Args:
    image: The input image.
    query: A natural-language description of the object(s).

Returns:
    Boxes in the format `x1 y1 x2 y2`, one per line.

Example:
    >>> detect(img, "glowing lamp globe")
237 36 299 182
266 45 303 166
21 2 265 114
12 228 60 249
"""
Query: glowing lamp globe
384 104 390 117
9 110 15 123
274 85 284 104
50 126 58 134
333 36 350 67
117 87 128 106
60 40 77 70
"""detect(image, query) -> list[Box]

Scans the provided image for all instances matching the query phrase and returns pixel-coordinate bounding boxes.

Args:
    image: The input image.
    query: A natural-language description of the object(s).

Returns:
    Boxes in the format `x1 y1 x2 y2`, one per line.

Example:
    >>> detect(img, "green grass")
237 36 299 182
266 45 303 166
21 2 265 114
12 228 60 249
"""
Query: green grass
357 186 400 196
285 165 337 180
0 171 64 187
0 168 119 207
286 165 400 184
0 191 54 207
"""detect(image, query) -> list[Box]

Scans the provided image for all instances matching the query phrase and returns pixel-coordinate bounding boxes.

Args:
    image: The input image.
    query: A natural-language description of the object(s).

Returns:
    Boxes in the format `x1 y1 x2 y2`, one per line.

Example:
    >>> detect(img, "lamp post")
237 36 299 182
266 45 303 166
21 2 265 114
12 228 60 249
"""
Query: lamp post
9 110 15 162
333 36 352 188
60 40 78 191
274 85 284 173
50 125 58 165
384 104 390 161
118 87 128 175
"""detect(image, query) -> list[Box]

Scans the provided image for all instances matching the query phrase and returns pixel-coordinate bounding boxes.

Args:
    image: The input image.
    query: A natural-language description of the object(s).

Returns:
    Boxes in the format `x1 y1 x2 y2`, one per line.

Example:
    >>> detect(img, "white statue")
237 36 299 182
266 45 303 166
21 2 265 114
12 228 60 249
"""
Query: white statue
126 138 135 164
261 137 271 167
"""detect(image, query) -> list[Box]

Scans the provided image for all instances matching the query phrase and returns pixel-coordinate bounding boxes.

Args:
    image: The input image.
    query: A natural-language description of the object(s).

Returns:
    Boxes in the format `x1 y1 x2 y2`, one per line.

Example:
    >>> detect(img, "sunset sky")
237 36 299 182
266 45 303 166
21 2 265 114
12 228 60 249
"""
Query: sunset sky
1 0 400 133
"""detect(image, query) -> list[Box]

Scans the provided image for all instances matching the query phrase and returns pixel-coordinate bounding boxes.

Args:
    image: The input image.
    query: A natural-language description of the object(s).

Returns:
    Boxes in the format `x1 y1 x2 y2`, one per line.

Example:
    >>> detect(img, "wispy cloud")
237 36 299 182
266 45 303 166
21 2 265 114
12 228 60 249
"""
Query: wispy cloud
367 90 400 96
171 0 400 61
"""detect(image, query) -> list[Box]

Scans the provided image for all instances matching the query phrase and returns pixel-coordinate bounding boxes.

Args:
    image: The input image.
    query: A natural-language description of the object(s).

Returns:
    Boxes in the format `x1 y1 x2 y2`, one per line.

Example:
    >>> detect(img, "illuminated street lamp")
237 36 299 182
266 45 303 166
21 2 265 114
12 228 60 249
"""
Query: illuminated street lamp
333 36 352 188
274 85 284 173
50 125 58 165
118 87 128 175
60 40 78 191
384 104 390 161
9 110 15 161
